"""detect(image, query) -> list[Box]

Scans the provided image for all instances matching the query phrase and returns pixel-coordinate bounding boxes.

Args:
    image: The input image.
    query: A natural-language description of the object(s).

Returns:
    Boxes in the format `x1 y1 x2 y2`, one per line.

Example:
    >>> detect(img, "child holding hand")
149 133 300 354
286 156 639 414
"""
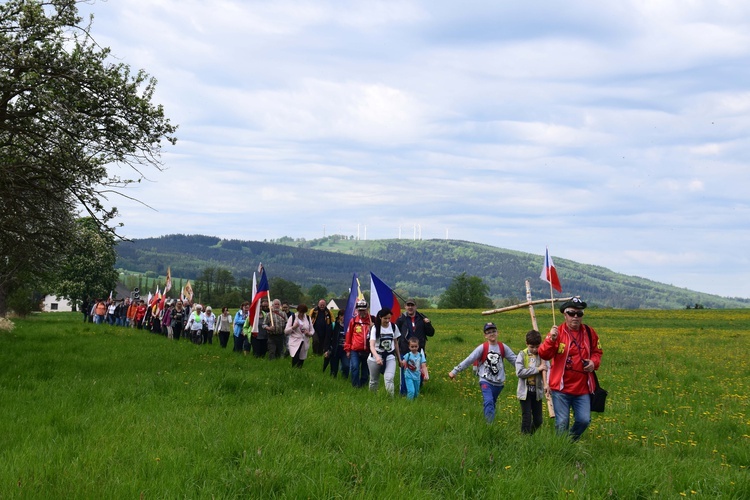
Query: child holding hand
402 338 427 400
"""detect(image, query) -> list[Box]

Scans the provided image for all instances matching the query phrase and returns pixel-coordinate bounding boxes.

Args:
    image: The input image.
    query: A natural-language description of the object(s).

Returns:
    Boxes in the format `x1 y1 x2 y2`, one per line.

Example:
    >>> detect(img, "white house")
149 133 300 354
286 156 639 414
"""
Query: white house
326 298 347 311
42 295 75 312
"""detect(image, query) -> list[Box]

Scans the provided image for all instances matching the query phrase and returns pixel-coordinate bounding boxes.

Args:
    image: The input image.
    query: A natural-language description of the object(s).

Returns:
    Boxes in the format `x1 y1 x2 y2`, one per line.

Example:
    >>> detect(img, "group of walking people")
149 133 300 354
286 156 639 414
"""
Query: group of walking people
230 296 434 402
337 298 435 399
86 292 603 440
449 297 603 440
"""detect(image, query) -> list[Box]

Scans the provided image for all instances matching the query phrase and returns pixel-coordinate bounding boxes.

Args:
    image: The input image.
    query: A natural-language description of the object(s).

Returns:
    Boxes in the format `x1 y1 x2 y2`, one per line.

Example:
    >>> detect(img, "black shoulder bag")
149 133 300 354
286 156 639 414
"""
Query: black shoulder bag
584 325 608 413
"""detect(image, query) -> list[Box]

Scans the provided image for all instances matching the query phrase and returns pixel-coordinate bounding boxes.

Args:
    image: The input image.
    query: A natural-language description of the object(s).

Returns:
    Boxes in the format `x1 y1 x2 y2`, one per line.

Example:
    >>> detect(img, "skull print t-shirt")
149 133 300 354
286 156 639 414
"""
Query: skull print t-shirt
452 342 517 386
368 323 401 362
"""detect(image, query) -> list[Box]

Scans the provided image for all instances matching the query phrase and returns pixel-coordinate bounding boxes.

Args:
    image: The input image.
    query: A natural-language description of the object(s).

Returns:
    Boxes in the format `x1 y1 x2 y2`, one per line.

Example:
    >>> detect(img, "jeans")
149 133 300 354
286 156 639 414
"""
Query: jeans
550 390 591 441
367 354 397 396
480 382 504 423
233 334 246 352
331 345 349 378
349 351 369 388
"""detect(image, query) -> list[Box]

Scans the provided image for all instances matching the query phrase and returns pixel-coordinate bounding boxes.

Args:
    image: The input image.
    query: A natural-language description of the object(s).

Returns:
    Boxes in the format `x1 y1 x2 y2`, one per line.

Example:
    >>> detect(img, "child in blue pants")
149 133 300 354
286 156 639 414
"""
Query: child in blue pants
402 338 427 399
449 322 517 423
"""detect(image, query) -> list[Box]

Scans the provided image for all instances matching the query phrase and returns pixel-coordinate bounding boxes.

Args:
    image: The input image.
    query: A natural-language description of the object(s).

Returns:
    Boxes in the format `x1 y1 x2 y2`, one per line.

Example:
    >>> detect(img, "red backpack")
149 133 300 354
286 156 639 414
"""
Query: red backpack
473 341 505 373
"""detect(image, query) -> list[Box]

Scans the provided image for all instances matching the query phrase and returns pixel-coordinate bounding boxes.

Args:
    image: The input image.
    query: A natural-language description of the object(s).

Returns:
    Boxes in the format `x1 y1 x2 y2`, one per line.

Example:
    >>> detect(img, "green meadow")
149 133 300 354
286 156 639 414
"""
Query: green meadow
1 309 748 498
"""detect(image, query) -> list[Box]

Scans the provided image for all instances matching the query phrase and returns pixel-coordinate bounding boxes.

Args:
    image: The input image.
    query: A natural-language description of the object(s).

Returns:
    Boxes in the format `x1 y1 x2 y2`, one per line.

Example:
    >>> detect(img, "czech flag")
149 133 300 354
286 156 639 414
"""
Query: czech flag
343 273 361 331
369 272 401 324
248 266 269 334
540 247 562 293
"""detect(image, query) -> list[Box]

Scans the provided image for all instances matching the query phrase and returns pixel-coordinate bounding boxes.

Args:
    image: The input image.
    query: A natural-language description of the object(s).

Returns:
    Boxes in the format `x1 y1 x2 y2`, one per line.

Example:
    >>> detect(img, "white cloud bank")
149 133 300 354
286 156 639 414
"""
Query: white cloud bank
78 0 750 298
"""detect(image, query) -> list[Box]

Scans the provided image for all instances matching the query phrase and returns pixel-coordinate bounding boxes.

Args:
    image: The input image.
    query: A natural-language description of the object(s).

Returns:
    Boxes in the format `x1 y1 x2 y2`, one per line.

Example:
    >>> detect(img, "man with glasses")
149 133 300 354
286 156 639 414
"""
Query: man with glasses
538 297 603 441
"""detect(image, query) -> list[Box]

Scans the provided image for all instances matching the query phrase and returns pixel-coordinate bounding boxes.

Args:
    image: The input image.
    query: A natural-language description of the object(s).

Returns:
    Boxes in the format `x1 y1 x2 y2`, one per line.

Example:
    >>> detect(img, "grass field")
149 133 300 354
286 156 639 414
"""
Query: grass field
1 308 748 498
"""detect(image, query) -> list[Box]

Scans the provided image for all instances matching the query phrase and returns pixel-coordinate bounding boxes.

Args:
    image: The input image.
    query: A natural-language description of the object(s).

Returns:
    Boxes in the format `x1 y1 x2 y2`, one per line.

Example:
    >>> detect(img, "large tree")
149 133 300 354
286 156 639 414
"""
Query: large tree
269 277 303 305
438 273 494 309
0 0 177 315
307 284 328 302
51 217 118 305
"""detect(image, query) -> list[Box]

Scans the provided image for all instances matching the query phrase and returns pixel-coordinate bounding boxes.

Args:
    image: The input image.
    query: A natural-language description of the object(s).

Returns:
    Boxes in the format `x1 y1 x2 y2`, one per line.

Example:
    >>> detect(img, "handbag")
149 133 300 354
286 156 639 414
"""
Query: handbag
590 371 608 413
583 325 607 413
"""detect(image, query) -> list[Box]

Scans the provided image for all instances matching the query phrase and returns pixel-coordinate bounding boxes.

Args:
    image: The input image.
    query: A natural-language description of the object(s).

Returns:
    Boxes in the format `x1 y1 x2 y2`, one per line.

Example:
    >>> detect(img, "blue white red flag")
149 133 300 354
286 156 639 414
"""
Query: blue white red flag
343 273 361 332
369 272 401 324
248 266 269 333
540 247 562 293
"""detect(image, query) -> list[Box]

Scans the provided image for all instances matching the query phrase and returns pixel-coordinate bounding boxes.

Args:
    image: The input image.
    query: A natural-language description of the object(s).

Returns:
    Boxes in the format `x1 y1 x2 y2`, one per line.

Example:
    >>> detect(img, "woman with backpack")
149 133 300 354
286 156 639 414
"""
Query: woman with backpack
367 308 402 396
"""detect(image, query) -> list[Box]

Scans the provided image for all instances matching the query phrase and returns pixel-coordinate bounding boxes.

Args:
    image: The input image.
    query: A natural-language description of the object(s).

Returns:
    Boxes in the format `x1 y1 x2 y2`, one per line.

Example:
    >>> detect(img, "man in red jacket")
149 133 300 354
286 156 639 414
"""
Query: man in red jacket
344 300 372 388
539 297 602 441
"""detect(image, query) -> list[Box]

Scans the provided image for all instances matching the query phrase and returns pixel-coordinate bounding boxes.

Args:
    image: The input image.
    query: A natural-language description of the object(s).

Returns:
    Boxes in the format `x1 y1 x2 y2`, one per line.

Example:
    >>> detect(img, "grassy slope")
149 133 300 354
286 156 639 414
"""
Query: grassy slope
1 310 748 497
117 235 750 309
284 237 750 309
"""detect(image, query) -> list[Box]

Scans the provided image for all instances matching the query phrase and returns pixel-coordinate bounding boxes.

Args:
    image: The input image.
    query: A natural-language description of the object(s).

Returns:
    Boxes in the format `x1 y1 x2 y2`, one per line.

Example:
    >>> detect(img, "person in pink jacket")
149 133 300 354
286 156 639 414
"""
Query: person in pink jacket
285 304 314 368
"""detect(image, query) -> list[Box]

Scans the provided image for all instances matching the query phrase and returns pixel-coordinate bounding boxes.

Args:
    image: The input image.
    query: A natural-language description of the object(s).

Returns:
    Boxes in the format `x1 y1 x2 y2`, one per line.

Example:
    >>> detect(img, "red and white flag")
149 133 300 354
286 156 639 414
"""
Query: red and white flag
247 265 270 335
540 247 562 293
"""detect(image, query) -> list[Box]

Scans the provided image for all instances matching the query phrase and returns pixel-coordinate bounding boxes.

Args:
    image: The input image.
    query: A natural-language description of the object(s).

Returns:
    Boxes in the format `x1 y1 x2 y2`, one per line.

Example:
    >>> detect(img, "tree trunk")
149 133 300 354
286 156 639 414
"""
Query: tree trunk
0 283 9 317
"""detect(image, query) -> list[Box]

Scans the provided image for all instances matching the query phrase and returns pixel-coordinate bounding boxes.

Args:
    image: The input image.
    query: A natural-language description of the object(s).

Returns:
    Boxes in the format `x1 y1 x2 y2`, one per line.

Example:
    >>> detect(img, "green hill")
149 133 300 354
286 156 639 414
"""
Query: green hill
115 234 749 309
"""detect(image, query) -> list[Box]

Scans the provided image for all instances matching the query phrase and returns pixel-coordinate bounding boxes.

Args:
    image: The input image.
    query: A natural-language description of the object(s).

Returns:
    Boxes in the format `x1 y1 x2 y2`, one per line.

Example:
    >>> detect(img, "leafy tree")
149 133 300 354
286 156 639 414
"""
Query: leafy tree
269 277 303 305
0 0 177 315
438 273 493 309
194 266 216 304
308 284 328 301
237 277 252 301
51 218 118 305
214 268 235 296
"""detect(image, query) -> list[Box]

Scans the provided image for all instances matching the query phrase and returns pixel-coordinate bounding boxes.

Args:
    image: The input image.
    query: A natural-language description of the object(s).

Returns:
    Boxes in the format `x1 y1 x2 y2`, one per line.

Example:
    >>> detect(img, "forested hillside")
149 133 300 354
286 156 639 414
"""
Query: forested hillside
116 234 750 309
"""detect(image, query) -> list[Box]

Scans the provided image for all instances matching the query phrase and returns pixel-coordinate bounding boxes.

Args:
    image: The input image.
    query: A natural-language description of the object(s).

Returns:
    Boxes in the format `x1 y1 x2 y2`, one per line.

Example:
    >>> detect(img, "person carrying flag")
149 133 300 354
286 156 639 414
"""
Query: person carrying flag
344 299 372 388
538 297 603 441
310 299 333 356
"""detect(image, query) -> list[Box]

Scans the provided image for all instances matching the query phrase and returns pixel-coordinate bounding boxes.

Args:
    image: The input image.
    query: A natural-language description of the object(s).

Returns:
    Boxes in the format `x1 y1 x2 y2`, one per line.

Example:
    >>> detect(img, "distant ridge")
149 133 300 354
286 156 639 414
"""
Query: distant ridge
115 234 750 309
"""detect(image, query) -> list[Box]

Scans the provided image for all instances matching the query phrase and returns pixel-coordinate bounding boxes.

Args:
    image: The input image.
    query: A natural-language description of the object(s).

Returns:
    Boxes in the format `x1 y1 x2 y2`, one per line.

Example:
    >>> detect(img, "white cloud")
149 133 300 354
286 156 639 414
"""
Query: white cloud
77 0 750 298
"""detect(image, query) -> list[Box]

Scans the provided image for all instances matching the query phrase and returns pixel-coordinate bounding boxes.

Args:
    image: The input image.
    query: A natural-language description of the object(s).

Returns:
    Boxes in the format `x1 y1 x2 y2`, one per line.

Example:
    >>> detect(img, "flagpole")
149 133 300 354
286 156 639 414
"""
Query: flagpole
549 278 557 326
526 279 555 419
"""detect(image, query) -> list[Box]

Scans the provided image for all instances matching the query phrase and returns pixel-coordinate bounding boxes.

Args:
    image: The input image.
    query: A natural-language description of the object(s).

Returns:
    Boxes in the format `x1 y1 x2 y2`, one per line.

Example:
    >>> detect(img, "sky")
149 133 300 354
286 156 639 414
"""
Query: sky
77 0 750 298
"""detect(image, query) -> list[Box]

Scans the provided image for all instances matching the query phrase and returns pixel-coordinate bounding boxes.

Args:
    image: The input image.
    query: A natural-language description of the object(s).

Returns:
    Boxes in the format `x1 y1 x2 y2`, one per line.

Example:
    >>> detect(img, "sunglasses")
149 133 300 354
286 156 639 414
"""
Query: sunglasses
565 310 584 318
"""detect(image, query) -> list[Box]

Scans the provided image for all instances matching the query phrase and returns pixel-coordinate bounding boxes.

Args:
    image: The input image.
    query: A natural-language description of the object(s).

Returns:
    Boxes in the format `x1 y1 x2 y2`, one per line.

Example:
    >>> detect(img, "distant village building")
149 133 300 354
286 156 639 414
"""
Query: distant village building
326 298 347 311
42 295 75 312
